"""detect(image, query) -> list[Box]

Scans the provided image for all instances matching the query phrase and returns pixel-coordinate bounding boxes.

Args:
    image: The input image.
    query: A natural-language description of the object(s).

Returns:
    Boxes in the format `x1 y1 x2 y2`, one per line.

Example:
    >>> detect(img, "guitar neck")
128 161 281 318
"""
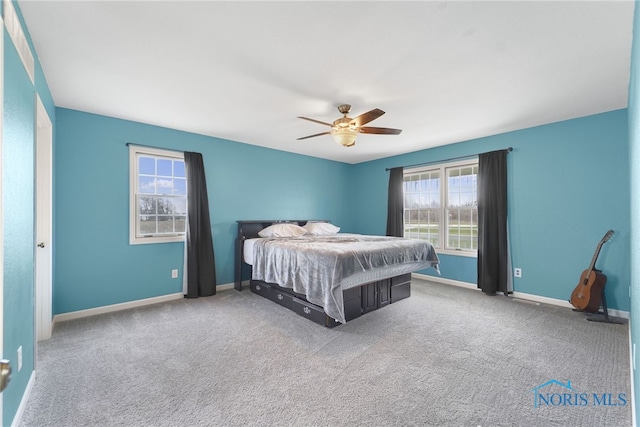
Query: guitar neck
587 243 604 272
586 230 614 272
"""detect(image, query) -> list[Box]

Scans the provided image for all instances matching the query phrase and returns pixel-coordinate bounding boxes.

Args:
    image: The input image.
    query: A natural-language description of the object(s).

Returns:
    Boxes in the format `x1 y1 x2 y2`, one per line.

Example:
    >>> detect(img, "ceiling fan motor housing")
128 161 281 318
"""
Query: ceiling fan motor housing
337 104 352 114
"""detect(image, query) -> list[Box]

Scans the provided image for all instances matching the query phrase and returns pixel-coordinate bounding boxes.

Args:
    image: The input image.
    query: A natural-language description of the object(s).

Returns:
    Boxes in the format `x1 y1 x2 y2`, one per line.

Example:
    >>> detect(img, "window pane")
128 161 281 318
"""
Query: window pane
132 149 187 242
446 164 478 249
174 161 185 177
139 216 157 235
157 197 173 214
403 170 443 248
431 173 440 190
174 178 187 196
157 216 174 233
139 176 156 194
174 198 187 215
448 189 460 207
157 159 173 177
156 178 173 195
139 196 156 215
139 156 155 175
448 208 460 248
446 207 478 250
404 164 476 251
471 210 478 249
175 216 186 232
460 190 474 206
429 191 440 208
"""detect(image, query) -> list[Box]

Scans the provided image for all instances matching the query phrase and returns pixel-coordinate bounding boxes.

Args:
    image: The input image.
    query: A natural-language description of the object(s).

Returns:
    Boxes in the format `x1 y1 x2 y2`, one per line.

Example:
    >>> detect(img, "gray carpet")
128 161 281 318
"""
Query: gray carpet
20 279 631 427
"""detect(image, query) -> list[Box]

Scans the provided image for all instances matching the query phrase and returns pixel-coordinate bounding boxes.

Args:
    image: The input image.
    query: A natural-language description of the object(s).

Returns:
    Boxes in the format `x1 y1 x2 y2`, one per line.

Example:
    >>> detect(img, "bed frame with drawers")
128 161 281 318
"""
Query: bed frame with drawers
234 220 412 328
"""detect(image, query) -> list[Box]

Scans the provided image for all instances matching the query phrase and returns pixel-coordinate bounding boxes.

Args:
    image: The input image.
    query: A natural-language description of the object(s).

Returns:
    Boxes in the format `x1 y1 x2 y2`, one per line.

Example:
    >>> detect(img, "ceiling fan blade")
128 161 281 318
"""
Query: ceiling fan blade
298 116 333 127
352 109 385 127
359 126 403 135
297 131 332 140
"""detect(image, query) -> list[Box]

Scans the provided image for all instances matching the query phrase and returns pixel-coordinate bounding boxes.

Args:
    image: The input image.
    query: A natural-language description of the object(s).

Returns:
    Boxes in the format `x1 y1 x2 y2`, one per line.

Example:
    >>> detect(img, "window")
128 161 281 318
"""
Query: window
129 145 186 244
403 160 478 256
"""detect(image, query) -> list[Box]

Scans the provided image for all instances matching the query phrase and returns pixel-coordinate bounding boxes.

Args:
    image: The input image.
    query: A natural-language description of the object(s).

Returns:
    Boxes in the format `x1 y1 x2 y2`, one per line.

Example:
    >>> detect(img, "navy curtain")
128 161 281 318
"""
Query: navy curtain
386 167 404 237
477 149 510 295
184 152 216 298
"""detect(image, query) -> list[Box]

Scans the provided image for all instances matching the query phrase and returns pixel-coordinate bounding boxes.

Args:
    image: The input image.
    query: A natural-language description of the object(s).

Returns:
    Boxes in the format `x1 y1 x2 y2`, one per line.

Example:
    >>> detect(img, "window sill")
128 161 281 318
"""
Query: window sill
437 249 477 258
130 235 186 245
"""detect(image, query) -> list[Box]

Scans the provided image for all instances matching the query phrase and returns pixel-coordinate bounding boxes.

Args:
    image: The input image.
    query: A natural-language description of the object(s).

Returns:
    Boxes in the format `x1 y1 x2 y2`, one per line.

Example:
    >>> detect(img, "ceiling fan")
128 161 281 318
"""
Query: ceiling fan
297 104 402 147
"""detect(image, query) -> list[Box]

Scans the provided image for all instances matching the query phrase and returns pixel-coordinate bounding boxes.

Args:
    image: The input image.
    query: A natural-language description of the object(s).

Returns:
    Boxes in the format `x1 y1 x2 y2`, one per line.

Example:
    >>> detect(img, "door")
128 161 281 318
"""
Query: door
35 95 53 341
0 12 6 411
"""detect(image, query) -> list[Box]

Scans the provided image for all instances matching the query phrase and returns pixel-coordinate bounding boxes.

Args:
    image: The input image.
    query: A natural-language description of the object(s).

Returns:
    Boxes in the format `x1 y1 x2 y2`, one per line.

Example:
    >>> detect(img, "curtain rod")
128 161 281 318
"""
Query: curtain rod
385 147 512 171
126 142 184 153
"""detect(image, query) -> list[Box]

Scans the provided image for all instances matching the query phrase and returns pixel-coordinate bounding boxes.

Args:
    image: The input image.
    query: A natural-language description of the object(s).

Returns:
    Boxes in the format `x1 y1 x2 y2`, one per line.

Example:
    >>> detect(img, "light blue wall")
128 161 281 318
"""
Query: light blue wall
3 1 55 425
351 110 630 311
6 0 637 424
54 108 353 314
55 110 631 314
628 0 640 419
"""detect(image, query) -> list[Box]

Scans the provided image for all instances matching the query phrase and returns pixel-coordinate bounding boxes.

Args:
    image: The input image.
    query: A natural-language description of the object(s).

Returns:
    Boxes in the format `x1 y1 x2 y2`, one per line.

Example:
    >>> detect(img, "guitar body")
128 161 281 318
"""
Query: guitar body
570 269 607 313
569 230 613 313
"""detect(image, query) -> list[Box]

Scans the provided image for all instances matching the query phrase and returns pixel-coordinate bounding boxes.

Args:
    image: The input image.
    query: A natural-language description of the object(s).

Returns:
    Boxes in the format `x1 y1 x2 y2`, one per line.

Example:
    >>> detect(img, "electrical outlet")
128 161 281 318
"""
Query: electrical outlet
171 269 178 279
17 346 22 372
514 268 522 278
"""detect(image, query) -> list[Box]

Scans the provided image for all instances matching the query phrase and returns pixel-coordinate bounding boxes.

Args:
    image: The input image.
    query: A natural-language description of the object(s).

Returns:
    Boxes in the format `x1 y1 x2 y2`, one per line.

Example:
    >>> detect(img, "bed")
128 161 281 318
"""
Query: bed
234 220 439 327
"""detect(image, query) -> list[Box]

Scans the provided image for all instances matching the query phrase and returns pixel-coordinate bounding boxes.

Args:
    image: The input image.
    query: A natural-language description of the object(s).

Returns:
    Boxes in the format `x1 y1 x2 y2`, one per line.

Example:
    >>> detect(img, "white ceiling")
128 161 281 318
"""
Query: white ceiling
19 1 635 164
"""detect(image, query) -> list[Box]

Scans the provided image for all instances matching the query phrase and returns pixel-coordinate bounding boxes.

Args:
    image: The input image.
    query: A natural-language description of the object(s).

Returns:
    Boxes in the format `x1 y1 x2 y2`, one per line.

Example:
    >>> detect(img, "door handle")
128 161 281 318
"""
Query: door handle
0 360 11 392
37 242 45 248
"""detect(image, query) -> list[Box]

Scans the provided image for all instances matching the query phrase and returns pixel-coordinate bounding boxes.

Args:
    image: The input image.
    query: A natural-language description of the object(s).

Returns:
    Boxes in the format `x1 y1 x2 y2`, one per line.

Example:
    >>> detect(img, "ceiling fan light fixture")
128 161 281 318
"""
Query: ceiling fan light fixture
298 104 401 146
331 128 358 147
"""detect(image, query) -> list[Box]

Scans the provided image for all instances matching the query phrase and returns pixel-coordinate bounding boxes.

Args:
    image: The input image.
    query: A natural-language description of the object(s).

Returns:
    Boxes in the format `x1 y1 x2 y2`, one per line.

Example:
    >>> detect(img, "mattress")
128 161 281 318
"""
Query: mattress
246 236 429 285
243 233 361 265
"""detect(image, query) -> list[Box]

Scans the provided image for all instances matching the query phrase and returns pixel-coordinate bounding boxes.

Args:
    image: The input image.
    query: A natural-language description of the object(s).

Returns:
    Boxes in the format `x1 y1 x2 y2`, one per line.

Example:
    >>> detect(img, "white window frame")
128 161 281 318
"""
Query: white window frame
404 159 478 257
129 145 186 245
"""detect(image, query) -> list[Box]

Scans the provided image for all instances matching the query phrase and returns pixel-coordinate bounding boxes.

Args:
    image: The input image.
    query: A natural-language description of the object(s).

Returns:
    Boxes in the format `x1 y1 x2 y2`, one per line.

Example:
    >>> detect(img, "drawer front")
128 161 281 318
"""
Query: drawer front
344 296 362 322
390 281 411 303
343 286 361 302
391 273 411 286
250 280 272 298
292 297 338 327
271 288 293 309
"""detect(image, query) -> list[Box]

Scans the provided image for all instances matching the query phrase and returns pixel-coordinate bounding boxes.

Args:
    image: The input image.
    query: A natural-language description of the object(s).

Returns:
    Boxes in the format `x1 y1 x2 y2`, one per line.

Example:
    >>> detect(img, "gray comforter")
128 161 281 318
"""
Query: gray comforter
251 234 440 323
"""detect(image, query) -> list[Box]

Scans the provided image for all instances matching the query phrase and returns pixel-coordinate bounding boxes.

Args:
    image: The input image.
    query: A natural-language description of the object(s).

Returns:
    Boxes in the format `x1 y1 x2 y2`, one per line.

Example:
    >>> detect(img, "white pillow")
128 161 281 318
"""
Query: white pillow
303 222 340 235
258 223 307 238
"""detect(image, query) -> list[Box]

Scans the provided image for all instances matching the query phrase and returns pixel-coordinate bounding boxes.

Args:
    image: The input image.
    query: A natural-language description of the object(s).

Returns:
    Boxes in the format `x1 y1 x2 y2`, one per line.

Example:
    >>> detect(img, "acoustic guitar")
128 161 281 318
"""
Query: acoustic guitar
569 230 614 313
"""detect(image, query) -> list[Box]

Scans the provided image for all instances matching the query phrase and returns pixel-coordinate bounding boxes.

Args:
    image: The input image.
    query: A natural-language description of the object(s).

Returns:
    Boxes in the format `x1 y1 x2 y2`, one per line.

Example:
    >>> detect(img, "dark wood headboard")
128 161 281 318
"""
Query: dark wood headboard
234 220 330 291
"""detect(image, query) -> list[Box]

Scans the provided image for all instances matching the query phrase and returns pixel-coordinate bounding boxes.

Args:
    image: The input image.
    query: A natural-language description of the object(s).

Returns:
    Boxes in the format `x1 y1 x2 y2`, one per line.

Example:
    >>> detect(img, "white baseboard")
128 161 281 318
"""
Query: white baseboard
413 273 477 290
11 370 35 427
53 293 184 324
216 280 249 291
628 326 636 427
412 273 630 319
52 281 252 325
